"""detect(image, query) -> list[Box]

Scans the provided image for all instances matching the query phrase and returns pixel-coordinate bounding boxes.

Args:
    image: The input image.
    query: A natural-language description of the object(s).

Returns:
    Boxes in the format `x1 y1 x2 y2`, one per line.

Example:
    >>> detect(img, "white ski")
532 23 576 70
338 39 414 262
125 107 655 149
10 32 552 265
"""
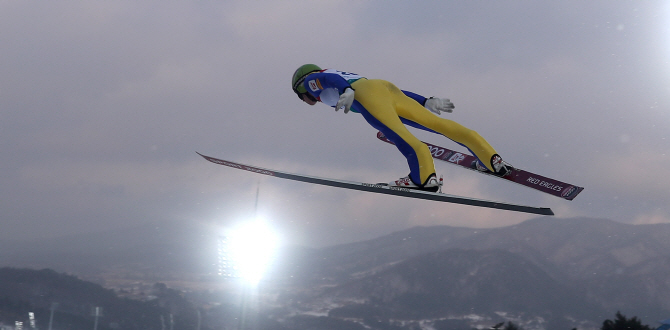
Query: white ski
197 152 553 216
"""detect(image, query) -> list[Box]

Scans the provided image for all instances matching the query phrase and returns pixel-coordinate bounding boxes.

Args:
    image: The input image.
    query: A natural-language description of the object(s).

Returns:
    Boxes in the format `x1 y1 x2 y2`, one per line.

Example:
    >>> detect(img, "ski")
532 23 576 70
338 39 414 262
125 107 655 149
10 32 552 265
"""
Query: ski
196 152 554 216
376 132 583 200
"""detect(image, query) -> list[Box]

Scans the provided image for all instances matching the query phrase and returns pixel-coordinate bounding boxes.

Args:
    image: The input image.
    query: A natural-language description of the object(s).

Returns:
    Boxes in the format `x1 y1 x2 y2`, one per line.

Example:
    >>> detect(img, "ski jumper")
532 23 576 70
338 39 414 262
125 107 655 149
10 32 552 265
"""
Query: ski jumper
301 69 499 186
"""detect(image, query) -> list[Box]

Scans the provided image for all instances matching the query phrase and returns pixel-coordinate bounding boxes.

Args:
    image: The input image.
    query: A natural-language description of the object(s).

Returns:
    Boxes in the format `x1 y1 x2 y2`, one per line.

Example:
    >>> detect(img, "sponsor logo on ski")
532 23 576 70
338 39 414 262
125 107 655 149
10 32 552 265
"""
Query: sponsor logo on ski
428 145 447 158
388 186 411 192
243 166 274 176
362 183 410 192
561 185 576 198
210 159 242 169
526 177 563 192
207 158 273 176
448 153 466 164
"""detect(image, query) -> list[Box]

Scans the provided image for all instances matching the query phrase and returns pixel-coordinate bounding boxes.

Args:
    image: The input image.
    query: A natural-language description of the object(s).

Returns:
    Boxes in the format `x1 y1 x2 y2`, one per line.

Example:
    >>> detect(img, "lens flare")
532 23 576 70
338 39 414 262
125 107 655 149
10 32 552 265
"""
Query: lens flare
228 219 278 284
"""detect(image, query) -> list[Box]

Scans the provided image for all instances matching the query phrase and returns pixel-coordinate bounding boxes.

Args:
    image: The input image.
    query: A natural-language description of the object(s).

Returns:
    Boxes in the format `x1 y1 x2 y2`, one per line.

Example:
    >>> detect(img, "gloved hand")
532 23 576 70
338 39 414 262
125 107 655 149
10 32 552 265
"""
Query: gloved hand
336 88 355 114
424 97 454 115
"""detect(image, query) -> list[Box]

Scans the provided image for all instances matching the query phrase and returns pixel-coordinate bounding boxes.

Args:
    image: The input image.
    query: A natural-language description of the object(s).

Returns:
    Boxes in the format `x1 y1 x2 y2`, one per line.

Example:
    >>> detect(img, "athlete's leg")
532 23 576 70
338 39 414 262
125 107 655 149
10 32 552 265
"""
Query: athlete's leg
390 86 500 172
352 79 436 185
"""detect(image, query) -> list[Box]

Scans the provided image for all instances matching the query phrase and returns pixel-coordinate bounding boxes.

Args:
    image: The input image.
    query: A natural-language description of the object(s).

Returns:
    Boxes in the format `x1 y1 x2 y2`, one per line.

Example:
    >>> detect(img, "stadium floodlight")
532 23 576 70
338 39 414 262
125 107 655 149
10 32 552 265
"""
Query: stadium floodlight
218 235 237 278
223 219 279 284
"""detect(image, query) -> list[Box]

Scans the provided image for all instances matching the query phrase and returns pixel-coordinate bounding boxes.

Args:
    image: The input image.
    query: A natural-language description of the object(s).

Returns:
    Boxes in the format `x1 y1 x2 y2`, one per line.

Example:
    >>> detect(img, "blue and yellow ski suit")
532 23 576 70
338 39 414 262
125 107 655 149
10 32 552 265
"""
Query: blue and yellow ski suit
301 69 499 187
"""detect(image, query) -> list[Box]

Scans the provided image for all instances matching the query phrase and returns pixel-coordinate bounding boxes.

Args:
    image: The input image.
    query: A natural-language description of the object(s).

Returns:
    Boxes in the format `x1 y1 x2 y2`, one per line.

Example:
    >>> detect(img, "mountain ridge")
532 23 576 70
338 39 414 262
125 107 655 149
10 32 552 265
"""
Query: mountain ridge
2 217 670 329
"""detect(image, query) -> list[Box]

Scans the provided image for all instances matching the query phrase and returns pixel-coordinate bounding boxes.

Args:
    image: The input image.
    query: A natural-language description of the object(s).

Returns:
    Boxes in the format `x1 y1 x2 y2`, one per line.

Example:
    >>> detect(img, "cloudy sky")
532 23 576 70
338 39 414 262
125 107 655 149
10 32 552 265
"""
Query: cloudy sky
1 1 669 247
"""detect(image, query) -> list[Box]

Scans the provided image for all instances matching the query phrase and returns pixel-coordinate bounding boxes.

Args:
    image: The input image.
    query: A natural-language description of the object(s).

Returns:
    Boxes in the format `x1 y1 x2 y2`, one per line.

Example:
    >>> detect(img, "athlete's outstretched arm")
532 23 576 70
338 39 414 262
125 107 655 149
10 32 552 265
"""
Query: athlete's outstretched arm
401 90 428 105
402 90 454 115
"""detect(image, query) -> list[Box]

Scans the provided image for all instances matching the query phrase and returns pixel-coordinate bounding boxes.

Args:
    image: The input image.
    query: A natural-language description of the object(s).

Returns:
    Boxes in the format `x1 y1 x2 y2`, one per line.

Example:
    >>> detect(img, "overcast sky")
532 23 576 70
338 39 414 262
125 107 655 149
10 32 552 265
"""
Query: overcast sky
1 1 669 247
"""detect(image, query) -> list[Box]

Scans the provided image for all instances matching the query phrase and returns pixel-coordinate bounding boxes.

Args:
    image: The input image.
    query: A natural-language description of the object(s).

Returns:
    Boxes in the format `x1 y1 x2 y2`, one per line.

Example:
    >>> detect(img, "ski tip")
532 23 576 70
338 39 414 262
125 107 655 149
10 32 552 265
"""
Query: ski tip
195 152 213 162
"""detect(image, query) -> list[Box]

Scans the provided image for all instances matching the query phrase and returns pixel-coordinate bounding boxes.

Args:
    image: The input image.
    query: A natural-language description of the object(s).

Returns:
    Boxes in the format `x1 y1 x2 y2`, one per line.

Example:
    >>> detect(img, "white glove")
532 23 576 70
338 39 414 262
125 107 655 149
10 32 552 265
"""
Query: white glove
424 97 454 115
336 88 355 114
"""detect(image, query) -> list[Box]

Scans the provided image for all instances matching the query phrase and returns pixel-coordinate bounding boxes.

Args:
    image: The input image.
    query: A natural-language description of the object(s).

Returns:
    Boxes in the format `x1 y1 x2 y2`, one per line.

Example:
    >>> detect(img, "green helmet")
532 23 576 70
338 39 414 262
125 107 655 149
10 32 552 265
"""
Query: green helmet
292 64 321 99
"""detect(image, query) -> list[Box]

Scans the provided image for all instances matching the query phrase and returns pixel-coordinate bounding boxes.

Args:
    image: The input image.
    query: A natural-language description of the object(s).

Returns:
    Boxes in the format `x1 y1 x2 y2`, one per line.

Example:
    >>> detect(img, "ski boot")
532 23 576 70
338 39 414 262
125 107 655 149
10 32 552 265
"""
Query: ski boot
474 155 514 177
491 154 514 177
389 174 440 192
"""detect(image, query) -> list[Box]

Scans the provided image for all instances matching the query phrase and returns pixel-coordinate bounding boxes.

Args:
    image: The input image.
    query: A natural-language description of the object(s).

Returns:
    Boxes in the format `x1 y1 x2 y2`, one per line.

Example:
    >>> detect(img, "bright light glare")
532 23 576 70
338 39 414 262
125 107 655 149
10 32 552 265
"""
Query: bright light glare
228 219 278 284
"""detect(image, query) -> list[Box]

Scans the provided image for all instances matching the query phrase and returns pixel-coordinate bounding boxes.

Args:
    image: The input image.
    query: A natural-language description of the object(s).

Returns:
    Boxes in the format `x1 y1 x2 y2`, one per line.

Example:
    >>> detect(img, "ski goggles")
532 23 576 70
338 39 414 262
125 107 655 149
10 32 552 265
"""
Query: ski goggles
292 77 317 102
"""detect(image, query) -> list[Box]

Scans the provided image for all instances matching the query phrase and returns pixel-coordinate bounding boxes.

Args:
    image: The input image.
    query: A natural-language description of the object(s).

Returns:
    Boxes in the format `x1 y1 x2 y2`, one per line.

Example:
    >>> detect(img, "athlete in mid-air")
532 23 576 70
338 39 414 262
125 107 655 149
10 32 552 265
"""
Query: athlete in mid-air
291 64 513 192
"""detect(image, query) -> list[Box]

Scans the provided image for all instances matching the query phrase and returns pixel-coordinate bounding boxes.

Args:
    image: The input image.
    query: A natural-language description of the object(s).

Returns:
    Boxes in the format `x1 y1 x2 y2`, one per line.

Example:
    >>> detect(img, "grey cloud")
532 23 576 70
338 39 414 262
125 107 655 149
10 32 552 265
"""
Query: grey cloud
0 1 668 247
